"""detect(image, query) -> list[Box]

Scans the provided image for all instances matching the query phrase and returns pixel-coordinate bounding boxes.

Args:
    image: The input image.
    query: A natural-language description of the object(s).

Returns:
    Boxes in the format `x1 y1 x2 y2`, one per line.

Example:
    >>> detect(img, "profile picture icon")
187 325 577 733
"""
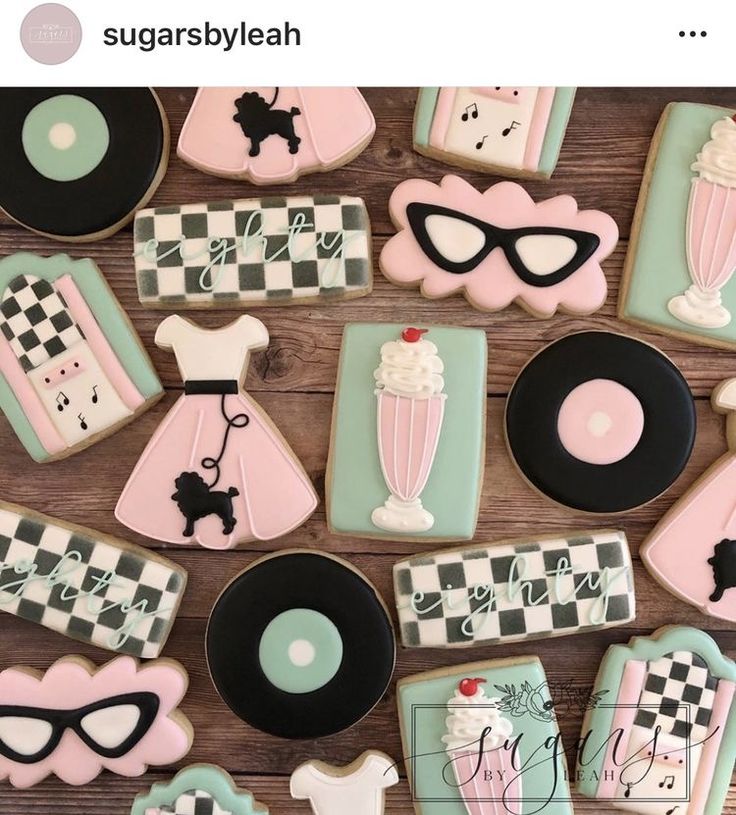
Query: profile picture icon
20 3 82 65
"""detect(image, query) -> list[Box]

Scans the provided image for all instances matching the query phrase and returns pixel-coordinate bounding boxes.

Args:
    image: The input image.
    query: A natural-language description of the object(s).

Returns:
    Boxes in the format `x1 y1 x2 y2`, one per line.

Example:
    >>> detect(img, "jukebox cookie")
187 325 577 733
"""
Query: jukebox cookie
327 323 487 542
206 551 395 740
0 499 186 658
0 88 168 242
177 88 375 184
115 315 317 550
134 195 372 307
505 331 696 513
291 751 399 815
577 626 736 815
413 87 575 179
0 253 163 462
397 658 572 815
380 176 618 317
394 529 635 648
131 764 269 815
0 655 192 788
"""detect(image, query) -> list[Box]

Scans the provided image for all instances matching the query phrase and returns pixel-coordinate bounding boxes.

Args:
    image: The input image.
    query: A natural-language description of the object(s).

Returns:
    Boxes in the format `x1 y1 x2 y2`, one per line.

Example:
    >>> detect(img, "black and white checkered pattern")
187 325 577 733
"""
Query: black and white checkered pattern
0 505 185 658
393 531 634 647
633 651 718 741
0 275 84 372
154 789 231 815
134 195 372 305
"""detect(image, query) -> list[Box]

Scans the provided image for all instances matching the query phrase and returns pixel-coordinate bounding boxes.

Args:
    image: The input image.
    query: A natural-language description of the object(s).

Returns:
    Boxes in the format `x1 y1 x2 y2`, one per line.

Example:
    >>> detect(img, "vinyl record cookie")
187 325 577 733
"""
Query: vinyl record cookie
505 332 696 513
0 88 168 242
206 551 395 740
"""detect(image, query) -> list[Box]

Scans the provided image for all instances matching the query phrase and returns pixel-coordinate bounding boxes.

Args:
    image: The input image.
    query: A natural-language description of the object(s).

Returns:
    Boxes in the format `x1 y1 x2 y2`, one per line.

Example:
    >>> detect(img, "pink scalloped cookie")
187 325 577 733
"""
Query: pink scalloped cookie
0 655 192 788
380 175 619 317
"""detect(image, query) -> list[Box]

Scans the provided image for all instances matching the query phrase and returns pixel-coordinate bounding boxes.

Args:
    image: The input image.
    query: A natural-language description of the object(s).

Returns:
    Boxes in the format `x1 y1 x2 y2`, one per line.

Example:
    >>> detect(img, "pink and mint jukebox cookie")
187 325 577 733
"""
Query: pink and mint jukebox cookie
397 659 573 815
115 315 317 550
413 87 575 179
641 377 736 622
380 176 618 317
577 626 736 815
131 764 269 815
177 88 375 184
0 88 168 242
134 195 372 307
0 499 186 658
394 529 635 648
0 655 192 788
206 551 395 740
291 751 399 815
0 253 163 462
505 331 695 513
327 324 486 542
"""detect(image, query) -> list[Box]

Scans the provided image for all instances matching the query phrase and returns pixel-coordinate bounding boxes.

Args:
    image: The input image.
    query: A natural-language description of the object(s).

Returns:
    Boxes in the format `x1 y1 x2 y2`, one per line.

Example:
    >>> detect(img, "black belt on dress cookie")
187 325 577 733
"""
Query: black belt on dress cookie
184 380 239 395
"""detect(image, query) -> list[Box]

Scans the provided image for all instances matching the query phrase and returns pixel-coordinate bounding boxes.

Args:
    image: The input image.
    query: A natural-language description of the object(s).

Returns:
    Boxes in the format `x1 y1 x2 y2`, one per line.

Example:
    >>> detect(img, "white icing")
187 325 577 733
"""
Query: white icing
49 122 76 150
288 639 316 667
692 117 736 188
514 234 577 275
442 685 513 752
373 338 444 398
0 717 53 755
587 410 613 438
424 214 486 263
79 704 141 749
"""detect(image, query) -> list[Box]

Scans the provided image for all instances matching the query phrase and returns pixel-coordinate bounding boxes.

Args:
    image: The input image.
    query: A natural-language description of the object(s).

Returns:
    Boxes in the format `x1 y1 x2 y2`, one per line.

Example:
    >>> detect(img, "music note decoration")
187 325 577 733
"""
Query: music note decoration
56 392 69 412
475 135 488 150
92 385 99 404
503 120 521 137
461 103 479 122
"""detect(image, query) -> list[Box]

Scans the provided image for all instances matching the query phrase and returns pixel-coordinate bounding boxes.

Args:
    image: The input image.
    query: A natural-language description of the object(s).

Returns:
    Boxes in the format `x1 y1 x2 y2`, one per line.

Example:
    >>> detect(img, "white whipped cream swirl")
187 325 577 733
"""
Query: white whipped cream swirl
692 116 736 188
374 338 444 398
442 685 513 752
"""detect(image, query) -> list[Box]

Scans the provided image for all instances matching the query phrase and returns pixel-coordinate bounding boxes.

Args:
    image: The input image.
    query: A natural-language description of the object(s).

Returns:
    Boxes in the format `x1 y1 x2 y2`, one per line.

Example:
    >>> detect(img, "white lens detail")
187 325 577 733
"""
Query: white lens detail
515 234 578 275
424 214 486 263
80 704 142 749
0 717 53 755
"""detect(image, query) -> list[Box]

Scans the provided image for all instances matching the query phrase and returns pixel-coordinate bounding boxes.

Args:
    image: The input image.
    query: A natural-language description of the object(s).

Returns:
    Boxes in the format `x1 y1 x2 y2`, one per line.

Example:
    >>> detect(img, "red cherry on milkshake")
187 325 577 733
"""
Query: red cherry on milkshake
459 677 487 697
402 327 429 343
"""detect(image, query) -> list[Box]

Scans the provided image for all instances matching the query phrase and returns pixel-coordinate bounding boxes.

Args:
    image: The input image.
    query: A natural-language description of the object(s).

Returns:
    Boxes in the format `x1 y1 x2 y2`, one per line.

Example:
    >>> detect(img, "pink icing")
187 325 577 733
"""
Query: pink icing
523 88 555 171
687 179 736 292
0 656 190 788
39 355 86 389
556 378 644 465
380 176 618 317
448 746 521 814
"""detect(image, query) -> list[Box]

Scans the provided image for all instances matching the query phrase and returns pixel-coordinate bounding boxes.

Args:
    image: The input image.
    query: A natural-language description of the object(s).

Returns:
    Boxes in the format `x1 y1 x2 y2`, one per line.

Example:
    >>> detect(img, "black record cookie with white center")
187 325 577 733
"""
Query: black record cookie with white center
505 331 696 513
206 550 395 739
0 88 168 242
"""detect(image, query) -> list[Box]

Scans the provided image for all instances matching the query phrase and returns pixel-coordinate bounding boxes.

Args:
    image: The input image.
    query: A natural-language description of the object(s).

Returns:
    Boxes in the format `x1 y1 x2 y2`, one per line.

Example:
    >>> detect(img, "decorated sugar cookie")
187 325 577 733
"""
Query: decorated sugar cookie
0 88 168 242
116 315 317 549
0 499 186 658
134 195 372 308
394 529 635 648
206 551 395 740
413 87 575 179
177 88 375 184
577 626 736 815
0 253 163 462
397 659 572 815
0 655 192 788
291 751 399 815
380 175 618 317
327 323 486 541
131 764 268 815
620 102 736 350
505 331 695 513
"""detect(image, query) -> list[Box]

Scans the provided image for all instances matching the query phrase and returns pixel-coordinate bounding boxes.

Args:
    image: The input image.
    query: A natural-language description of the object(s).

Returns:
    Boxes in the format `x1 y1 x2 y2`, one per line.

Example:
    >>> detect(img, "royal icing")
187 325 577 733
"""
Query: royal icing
0 253 162 462
413 87 575 178
0 89 168 241
0 655 191 788
0 500 186 657
115 315 318 550
290 752 399 815
577 627 736 815
177 88 375 184
380 176 619 317
394 530 635 648
328 323 486 541
134 195 373 307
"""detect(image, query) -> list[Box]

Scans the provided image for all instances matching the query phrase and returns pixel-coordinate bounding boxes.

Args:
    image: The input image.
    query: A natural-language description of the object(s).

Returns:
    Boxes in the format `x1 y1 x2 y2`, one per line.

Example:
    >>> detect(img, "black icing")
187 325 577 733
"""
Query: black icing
708 538 736 602
232 89 301 157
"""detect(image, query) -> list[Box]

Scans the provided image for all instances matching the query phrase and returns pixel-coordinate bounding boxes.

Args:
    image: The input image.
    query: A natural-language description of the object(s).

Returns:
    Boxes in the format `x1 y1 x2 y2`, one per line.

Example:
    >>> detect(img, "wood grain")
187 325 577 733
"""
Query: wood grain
2 86 736 814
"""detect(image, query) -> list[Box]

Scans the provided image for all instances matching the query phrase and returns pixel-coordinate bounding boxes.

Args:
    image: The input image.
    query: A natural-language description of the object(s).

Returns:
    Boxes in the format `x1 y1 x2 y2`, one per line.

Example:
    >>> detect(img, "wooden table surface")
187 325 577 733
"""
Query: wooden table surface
2 87 736 814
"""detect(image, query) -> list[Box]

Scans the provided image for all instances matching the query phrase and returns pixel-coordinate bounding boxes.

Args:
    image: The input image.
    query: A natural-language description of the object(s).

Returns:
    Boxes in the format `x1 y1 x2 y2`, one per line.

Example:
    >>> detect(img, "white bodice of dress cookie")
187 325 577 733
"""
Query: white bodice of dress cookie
155 314 269 383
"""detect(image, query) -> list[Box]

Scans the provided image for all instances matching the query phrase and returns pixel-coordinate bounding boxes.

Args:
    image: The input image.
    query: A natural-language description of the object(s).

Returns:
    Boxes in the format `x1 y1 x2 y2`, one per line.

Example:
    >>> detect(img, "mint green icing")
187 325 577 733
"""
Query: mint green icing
258 608 343 694
398 658 572 815
413 88 440 147
576 626 736 814
538 87 576 176
0 253 162 462
328 323 486 540
22 95 109 182
622 102 736 344
130 764 267 815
